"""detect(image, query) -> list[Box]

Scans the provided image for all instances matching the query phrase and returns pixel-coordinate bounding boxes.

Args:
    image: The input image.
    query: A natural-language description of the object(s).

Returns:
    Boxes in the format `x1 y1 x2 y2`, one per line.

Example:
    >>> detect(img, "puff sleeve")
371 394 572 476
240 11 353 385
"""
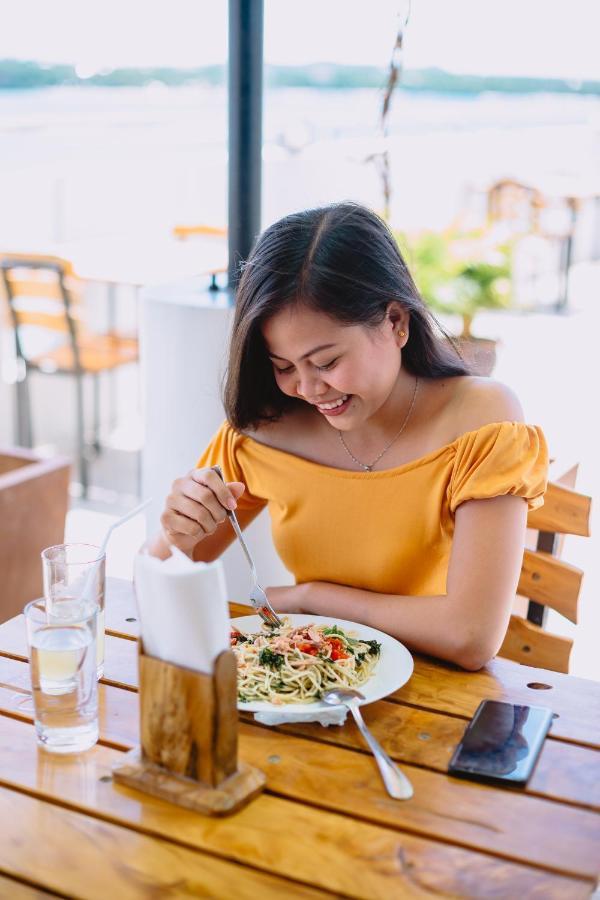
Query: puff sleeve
196 421 267 515
449 422 548 514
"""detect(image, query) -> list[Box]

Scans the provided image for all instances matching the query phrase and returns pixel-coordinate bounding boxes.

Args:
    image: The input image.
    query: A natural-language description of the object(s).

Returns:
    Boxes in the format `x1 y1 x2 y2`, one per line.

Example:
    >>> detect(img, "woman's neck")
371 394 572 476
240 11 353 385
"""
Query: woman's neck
334 371 420 460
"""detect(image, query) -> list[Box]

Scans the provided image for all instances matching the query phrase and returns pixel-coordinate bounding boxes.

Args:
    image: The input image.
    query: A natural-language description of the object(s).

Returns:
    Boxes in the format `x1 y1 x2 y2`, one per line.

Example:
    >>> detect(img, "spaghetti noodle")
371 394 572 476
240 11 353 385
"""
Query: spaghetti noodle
231 619 381 704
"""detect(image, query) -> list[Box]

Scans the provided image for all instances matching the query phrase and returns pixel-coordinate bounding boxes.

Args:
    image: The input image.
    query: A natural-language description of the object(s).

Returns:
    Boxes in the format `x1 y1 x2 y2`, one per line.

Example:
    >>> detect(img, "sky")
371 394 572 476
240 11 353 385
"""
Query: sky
0 0 599 81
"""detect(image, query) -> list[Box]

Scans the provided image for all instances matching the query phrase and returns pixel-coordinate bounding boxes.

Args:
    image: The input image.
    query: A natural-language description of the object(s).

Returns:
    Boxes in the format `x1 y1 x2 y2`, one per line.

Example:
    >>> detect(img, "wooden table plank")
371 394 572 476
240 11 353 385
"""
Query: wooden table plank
104 577 140 639
265 702 600 813
0 715 593 899
0 672 598 880
0 874 57 898
396 655 600 748
237 725 600 882
0 782 328 900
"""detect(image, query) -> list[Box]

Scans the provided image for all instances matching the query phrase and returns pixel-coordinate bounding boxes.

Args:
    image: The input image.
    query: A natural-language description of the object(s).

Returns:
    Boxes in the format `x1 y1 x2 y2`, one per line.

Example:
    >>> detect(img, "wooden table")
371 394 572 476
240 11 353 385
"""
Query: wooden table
0 579 598 898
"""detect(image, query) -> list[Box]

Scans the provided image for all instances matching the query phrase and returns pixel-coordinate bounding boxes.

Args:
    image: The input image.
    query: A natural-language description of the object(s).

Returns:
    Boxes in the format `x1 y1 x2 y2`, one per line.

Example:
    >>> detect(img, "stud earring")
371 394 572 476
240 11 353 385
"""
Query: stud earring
398 330 406 337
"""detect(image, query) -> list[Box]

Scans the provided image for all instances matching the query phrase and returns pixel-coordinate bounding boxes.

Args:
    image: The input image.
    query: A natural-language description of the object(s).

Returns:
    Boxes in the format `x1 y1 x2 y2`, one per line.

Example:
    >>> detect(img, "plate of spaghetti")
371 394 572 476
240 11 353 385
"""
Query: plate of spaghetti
231 614 413 712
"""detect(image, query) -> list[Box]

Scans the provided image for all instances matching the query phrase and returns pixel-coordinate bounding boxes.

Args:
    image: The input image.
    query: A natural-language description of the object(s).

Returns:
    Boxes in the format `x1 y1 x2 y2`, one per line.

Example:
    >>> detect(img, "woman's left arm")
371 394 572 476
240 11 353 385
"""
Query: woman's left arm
267 493 528 670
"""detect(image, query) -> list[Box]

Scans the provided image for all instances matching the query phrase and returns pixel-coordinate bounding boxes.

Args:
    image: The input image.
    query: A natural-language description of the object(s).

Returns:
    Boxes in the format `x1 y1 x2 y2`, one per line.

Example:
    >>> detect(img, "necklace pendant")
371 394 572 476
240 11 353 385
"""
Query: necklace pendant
337 376 419 474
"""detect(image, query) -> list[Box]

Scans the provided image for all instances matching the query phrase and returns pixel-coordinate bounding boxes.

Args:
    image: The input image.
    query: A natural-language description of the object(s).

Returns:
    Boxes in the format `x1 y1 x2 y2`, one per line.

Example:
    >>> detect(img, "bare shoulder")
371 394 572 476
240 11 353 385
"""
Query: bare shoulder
448 376 524 436
242 418 287 450
242 405 320 454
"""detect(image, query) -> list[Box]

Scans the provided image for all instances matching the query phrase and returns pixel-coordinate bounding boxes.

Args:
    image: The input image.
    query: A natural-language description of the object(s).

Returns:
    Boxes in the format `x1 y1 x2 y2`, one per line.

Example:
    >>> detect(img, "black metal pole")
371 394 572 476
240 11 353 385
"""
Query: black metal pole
228 0 264 288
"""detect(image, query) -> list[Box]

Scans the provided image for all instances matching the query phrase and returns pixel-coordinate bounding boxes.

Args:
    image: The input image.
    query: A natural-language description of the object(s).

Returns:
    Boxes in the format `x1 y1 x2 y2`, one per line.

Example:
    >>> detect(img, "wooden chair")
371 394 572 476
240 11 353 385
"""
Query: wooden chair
499 476 592 673
0 253 138 496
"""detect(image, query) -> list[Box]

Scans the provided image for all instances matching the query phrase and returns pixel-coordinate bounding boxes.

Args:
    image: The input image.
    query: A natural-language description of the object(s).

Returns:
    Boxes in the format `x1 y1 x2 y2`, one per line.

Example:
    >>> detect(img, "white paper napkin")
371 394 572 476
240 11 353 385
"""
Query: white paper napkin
134 546 229 673
253 707 348 727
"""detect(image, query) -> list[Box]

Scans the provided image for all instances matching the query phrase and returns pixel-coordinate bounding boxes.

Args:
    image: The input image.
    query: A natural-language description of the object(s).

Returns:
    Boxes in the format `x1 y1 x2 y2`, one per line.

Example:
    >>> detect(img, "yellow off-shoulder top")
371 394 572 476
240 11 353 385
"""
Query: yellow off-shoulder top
197 421 548 596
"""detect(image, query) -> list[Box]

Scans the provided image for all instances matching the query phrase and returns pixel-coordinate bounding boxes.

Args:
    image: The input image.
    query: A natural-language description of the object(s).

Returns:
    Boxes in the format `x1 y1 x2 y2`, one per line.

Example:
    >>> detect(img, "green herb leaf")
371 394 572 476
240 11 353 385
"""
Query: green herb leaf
259 648 285 670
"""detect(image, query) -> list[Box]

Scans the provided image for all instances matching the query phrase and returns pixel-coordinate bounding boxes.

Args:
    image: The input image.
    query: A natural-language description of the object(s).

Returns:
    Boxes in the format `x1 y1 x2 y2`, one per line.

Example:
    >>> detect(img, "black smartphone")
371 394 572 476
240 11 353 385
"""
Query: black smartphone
448 700 553 786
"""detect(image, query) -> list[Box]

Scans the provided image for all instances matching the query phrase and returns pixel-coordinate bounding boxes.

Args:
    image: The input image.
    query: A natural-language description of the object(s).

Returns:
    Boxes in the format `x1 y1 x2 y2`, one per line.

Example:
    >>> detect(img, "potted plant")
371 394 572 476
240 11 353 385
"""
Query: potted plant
396 229 512 376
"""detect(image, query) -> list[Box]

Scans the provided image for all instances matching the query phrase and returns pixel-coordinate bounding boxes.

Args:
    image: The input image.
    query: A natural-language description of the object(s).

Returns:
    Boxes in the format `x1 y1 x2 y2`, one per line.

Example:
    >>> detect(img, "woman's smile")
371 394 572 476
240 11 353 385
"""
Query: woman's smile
314 393 352 416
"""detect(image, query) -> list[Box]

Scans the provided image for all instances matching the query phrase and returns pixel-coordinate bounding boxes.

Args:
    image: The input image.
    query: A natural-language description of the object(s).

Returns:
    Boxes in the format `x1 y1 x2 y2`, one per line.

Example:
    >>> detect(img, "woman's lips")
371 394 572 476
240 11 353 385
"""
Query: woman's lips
316 394 352 417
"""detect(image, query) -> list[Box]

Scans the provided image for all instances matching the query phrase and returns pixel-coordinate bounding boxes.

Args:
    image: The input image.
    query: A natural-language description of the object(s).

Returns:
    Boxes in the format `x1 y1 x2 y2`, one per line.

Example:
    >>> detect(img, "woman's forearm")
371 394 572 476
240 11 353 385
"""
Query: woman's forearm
300 581 494 670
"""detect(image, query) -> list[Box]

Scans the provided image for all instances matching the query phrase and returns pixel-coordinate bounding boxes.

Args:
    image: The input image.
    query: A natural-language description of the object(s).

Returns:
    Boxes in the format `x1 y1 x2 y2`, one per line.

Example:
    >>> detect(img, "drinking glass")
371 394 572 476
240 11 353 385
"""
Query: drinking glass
42 543 106 678
25 599 99 754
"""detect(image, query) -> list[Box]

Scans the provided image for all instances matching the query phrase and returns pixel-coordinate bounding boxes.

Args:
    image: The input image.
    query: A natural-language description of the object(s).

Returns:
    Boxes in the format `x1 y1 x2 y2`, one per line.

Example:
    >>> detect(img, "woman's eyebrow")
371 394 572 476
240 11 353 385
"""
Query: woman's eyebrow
268 343 337 361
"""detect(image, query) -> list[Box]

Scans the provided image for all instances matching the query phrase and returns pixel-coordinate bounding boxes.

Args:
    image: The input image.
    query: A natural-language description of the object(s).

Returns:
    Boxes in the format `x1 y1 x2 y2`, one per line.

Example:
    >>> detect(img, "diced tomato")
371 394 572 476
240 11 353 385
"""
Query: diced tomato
326 637 349 661
297 642 318 656
326 637 343 650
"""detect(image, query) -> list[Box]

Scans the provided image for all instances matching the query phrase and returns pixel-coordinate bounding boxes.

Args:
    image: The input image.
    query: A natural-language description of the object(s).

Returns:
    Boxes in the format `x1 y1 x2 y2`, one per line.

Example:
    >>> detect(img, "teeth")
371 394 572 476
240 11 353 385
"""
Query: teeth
317 394 348 411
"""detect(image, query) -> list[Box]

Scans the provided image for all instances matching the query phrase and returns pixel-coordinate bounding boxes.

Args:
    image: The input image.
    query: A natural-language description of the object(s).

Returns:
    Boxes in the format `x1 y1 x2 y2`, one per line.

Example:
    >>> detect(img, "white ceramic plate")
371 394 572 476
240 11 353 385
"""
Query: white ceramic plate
232 613 414 714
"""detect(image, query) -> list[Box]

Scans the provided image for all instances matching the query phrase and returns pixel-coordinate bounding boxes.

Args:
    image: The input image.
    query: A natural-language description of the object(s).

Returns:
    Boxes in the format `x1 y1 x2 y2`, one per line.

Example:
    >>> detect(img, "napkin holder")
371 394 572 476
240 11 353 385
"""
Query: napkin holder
113 641 266 816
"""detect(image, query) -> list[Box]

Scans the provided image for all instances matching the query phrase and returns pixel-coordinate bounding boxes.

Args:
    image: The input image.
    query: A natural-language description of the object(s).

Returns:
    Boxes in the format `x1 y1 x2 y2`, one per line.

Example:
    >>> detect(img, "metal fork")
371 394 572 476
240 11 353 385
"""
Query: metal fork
212 465 283 628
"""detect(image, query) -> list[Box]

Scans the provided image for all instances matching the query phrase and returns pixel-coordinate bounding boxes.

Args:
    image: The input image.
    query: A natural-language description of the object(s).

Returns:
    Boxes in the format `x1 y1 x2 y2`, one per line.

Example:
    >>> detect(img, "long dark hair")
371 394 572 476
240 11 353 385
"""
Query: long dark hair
224 202 468 430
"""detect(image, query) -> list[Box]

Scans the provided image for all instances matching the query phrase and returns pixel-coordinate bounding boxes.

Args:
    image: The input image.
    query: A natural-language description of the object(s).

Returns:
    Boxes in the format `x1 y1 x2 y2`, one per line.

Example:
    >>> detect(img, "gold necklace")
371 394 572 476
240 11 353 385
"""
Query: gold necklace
337 376 419 472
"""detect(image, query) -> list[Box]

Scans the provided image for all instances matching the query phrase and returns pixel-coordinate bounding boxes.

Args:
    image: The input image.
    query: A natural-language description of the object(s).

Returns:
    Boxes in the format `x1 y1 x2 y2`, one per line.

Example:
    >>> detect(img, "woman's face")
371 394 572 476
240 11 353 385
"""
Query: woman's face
261 303 409 430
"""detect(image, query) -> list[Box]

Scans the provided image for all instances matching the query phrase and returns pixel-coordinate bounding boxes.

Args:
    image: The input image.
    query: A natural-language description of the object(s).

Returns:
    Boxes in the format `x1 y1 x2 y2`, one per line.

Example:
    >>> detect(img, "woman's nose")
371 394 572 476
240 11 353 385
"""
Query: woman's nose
296 370 326 400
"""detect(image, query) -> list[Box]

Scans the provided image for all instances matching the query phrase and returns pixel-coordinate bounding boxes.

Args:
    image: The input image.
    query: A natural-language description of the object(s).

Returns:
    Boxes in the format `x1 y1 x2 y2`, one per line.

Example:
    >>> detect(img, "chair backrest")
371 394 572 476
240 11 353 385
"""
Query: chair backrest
0 254 82 367
499 478 592 673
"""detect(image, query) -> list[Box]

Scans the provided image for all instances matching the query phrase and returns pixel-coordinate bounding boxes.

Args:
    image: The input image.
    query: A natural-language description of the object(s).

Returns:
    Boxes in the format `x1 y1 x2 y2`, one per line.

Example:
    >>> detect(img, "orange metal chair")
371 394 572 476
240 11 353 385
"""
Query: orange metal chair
0 254 138 496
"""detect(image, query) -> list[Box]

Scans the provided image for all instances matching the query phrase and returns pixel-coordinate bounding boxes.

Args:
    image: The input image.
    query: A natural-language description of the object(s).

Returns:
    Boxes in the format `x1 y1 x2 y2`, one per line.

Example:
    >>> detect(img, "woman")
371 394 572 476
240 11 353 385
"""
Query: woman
149 203 548 670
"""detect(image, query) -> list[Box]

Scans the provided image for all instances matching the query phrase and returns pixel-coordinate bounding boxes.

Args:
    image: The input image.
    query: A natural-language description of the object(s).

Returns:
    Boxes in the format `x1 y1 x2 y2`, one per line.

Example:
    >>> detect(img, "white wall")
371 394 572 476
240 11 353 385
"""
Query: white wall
140 278 293 603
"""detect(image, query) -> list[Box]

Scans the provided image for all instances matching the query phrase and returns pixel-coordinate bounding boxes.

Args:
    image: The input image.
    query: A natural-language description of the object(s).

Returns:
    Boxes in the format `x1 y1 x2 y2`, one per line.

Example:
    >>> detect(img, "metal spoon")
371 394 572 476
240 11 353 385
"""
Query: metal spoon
322 688 413 800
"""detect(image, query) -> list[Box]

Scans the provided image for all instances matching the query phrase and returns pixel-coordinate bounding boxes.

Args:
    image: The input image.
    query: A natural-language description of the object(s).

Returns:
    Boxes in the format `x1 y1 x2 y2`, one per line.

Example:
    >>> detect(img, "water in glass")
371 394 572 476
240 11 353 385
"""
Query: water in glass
26 602 99 754
42 543 106 678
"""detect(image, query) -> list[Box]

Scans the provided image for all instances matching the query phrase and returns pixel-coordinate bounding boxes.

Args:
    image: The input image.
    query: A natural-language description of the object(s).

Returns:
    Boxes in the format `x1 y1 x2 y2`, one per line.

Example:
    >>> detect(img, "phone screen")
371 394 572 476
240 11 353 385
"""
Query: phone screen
448 700 553 785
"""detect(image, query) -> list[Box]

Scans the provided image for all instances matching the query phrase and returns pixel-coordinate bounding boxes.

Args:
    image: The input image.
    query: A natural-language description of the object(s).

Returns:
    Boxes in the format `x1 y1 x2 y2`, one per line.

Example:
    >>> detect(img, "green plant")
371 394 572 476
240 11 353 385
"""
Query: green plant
396 230 512 338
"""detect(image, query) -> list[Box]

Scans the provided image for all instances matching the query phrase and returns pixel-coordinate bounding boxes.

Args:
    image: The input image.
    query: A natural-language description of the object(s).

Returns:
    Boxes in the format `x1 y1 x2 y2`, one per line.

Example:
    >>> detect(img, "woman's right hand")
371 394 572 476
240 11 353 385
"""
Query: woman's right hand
159 467 246 557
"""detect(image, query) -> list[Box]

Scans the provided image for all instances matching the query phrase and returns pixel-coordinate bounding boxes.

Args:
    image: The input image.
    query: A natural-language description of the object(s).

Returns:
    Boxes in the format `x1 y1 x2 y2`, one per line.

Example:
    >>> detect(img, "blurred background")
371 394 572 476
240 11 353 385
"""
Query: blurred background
0 0 598 677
